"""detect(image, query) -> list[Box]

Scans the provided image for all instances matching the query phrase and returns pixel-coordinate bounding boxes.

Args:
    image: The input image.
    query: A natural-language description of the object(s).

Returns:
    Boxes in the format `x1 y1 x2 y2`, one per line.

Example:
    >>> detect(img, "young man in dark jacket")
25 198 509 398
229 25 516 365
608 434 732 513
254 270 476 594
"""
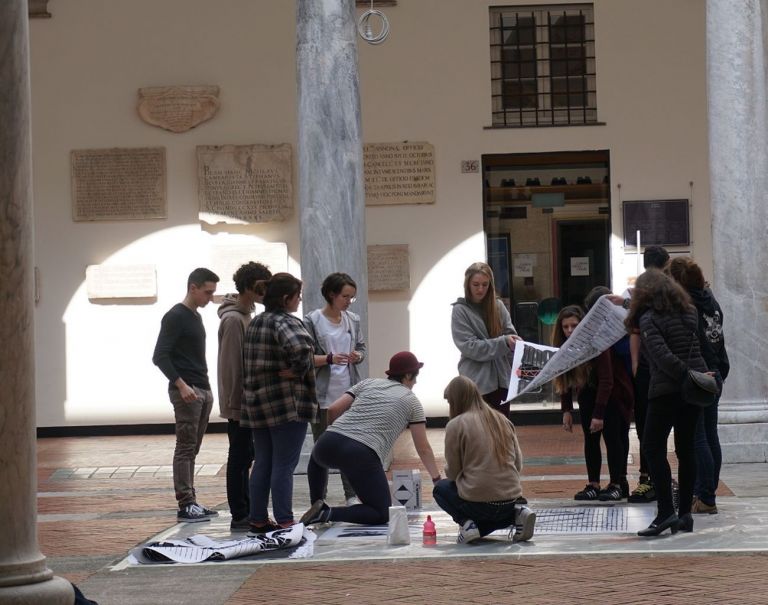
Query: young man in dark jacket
153 267 219 523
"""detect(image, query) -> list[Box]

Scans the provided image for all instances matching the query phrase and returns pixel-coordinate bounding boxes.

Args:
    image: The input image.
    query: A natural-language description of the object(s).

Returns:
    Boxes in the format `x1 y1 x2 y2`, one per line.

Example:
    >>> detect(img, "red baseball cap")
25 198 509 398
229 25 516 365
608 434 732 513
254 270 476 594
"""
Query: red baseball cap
385 351 424 376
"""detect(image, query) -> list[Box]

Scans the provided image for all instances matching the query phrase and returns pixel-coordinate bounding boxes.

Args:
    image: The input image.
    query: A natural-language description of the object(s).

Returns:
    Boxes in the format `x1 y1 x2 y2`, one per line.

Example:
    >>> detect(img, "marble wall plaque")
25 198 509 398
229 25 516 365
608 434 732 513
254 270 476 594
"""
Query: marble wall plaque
197 144 293 224
367 244 410 291
137 85 220 133
364 142 435 205
211 240 289 295
71 147 166 221
85 264 157 299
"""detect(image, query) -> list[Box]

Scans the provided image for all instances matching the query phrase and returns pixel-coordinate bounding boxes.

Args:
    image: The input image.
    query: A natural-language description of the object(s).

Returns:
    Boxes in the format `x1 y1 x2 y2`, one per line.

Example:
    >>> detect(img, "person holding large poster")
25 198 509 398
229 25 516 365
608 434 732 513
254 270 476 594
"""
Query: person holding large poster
554 305 634 502
451 262 521 417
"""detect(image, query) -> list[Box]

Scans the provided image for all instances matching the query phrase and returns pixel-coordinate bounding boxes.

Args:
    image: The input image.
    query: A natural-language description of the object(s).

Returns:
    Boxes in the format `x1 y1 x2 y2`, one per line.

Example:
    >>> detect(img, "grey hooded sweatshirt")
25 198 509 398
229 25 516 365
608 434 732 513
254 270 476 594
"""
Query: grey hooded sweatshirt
217 294 254 420
451 297 517 395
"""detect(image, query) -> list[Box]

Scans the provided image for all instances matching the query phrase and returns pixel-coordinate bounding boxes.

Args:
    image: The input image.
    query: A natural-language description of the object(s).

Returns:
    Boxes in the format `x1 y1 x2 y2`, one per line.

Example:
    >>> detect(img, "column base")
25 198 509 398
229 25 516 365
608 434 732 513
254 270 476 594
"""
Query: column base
0 576 73 605
719 422 768 463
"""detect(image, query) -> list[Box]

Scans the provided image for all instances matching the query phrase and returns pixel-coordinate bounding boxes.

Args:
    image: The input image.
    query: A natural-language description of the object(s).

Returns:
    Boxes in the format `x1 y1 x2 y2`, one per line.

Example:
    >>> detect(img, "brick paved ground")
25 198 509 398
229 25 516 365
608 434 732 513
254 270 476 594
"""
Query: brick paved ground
35 425 751 604
227 555 768 605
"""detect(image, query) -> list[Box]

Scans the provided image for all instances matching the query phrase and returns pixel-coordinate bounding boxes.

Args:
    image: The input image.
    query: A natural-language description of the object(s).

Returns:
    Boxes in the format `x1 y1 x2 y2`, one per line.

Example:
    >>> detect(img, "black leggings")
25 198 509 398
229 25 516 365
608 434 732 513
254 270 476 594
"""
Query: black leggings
642 392 700 518
307 431 391 525
634 364 651 477
578 392 629 485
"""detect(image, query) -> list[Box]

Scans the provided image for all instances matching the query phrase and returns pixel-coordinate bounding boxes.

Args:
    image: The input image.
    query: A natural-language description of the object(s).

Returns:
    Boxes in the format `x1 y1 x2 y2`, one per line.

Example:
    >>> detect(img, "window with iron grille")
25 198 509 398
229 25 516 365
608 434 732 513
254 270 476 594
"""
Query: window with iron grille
490 4 597 127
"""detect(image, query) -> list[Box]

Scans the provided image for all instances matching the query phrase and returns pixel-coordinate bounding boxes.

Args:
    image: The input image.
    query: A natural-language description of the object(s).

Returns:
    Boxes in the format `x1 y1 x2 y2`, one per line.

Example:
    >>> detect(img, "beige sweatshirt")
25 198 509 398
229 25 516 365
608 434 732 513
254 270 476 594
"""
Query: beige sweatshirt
444 411 523 502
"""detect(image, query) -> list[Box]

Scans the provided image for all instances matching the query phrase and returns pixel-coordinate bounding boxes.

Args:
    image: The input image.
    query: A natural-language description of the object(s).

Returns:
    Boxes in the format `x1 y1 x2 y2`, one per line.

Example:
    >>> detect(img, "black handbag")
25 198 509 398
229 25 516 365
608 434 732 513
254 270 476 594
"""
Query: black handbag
681 332 718 408
682 369 718 407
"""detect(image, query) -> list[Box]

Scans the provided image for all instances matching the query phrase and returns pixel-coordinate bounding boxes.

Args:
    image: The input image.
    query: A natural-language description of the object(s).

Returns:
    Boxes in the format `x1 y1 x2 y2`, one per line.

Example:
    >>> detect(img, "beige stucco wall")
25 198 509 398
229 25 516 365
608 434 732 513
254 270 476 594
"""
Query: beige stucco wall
28 0 709 425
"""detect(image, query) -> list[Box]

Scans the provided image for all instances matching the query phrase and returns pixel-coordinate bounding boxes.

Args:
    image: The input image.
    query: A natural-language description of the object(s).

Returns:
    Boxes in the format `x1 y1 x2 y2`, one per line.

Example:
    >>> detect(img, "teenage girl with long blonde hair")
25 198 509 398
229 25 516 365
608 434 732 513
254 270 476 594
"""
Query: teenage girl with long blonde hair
433 376 535 544
451 262 520 417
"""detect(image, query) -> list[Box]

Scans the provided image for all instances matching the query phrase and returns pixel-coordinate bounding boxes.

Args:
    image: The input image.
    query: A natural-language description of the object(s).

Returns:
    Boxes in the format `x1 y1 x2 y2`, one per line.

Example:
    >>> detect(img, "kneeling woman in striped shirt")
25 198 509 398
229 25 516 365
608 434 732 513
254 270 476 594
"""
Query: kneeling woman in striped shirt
301 351 441 526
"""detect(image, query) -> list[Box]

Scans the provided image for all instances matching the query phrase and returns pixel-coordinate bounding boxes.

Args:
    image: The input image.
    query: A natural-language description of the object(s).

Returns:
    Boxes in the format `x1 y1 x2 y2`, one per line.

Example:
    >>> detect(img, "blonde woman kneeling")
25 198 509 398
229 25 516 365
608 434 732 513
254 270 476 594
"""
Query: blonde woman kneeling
433 376 536 544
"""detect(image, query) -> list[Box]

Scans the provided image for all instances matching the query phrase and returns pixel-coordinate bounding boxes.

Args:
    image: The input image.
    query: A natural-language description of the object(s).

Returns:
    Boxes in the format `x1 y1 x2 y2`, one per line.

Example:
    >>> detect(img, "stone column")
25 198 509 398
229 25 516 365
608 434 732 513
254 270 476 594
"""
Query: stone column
707 0 768 462
296 0 369 376
0 2 73 603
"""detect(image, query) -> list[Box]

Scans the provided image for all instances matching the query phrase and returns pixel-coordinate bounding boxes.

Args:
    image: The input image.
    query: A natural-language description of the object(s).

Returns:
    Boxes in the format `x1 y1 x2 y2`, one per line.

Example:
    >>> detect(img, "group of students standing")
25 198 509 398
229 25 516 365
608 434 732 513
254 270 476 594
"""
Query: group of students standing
548 247 729 536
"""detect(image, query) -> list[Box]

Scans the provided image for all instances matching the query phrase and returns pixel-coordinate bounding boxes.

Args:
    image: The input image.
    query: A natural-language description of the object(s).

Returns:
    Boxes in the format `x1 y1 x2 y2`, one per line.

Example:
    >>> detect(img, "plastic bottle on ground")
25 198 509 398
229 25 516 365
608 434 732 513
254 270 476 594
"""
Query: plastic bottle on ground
422 514 437 546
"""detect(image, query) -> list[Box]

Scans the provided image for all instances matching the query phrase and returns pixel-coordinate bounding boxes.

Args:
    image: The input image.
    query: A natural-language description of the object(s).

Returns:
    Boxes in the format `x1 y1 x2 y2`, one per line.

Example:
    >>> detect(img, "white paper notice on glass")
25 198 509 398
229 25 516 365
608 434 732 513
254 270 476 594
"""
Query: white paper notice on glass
506 295 628 402
513 254 535 277
570 257 590 276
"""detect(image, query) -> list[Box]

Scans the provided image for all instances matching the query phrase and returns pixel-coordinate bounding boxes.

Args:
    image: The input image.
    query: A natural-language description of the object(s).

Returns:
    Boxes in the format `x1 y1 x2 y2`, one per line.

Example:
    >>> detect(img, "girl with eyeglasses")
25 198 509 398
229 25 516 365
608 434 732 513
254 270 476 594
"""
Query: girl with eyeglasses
303 272 367 506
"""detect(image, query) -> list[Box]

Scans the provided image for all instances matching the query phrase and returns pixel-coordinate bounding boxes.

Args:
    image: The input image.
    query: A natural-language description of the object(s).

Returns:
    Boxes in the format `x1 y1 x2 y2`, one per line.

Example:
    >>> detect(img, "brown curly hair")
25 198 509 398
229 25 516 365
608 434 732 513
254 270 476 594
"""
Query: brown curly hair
665 257 706 290
625 268 692 331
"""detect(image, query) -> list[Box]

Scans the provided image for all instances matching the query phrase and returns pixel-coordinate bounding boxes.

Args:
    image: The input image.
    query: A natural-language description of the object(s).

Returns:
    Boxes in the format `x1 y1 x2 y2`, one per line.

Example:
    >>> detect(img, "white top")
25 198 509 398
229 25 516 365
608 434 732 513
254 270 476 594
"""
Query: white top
316 313 352 408
328 378 426 464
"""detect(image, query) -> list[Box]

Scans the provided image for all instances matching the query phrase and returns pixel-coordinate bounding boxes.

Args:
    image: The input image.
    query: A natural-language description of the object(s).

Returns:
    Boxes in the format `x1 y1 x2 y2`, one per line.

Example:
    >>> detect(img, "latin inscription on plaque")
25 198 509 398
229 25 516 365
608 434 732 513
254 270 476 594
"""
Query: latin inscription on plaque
71 147 166 221
137 85 220 133
364 142 435 206
197 144 293 225
367 245 410 291
85 264 157 300
211 239 289 294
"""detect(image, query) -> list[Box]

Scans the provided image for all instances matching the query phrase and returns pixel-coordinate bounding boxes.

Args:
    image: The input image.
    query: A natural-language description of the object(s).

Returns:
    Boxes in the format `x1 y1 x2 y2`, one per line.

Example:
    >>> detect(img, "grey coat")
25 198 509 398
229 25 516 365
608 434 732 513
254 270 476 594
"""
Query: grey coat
303 308 367 407
639 308 708 399
451 297 517 395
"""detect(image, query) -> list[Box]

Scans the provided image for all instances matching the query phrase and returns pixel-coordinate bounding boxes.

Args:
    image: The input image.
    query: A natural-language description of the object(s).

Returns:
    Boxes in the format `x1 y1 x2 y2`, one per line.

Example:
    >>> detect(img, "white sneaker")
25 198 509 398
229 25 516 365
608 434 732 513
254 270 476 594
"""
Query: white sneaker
457 519 481 544
345 496 361 507
510 505 536 543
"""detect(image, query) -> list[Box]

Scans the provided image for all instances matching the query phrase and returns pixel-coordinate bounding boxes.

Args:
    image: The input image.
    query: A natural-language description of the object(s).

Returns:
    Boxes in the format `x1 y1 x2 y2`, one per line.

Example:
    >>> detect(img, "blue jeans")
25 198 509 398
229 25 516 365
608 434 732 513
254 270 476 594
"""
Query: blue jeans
226 419 254 521
307 431 390 525
249 421 308 525
693 395 722 506
433 480 516 537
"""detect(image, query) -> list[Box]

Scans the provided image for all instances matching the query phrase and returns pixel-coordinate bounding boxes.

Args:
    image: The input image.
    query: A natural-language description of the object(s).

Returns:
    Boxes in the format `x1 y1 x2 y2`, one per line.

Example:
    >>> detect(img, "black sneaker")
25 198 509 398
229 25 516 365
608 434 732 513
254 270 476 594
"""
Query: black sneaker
574 484 600 500
177 503 212 523
628 479 656 503
230 516 251 531
598 484 623 501
194 503 219 518
620 478 630 498
300 499 331 525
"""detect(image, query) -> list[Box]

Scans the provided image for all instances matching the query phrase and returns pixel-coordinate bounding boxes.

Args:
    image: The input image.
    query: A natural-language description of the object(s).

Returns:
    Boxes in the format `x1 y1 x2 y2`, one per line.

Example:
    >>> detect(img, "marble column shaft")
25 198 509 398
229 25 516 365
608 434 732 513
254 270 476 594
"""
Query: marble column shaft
296 0 369 376
0 1 73 602
707 0 768 461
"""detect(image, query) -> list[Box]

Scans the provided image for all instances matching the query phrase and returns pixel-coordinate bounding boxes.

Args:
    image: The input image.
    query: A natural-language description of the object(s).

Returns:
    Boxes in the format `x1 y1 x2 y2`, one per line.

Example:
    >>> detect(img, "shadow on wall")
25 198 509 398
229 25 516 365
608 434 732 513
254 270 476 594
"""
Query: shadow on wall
46 227 484 426
48 226 300 427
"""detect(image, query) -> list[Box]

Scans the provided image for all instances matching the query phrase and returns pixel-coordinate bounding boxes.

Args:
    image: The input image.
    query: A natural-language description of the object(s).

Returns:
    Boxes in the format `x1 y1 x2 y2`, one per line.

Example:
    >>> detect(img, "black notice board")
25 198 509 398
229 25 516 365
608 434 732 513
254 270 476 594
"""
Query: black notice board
622 199 690 247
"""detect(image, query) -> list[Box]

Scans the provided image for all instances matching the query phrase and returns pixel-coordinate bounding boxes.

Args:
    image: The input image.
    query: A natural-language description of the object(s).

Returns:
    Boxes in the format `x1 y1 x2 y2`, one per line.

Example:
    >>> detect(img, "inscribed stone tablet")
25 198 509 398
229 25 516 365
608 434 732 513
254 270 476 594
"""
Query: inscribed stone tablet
364 142 435 206
211 240 289 295
137 85 220 133
368 245 410 291
71 148 166 221
197 144 293 224
85 264 157 299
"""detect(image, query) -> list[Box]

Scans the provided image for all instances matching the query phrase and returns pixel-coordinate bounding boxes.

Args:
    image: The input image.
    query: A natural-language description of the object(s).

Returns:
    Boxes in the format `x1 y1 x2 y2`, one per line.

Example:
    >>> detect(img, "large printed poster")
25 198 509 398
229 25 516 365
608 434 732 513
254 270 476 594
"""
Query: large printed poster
506 296 629 402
